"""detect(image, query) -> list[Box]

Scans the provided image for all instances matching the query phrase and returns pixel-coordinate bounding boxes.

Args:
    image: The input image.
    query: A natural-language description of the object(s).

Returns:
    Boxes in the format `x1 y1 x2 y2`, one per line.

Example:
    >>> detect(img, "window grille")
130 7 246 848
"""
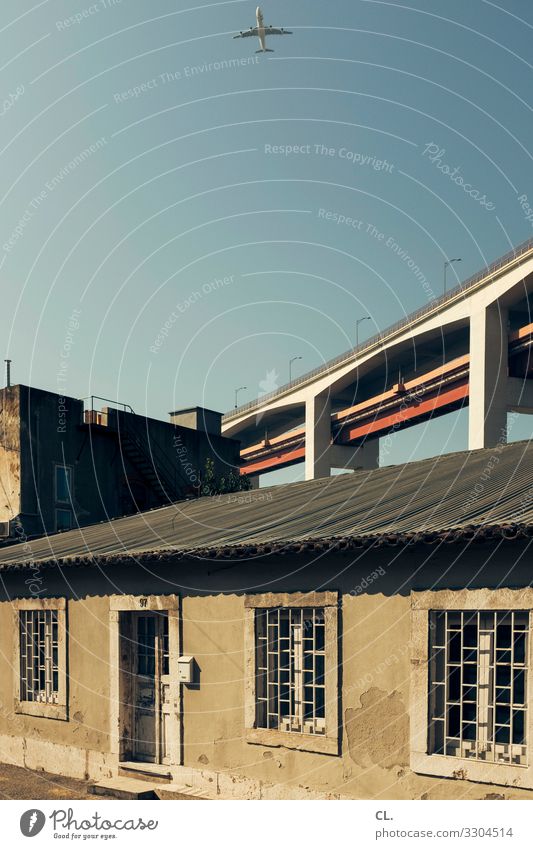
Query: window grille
255 607 326 736
19 610 60 704
429 610 528 765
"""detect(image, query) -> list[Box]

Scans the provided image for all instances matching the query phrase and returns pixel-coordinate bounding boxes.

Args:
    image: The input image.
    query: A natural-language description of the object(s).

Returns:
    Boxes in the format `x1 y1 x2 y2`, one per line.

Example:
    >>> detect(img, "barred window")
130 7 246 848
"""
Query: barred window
255 607 326 736
429 610 528 765
19 610 60 704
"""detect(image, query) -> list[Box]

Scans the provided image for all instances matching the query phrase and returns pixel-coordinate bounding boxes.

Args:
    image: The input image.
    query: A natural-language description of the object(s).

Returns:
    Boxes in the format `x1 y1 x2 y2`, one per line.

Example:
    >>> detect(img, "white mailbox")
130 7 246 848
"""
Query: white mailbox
178 655 194 683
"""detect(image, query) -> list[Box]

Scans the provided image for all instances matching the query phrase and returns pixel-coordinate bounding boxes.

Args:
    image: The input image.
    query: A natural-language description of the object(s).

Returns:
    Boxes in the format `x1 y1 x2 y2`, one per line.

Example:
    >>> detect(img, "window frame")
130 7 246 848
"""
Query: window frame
244 591 339 756
108 594 181 767
54 464 73 505
411 590 533 789
12 597 68 721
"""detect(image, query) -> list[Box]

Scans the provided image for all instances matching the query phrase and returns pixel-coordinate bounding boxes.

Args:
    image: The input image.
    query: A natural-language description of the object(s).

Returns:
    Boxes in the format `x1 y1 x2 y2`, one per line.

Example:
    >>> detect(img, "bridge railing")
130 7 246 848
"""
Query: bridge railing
224 236 533 422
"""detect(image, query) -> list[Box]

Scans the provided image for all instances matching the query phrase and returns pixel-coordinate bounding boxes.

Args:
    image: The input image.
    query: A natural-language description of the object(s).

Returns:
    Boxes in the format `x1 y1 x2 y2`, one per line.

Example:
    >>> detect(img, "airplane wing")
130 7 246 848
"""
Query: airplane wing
263 27 292 35
233 28 259 38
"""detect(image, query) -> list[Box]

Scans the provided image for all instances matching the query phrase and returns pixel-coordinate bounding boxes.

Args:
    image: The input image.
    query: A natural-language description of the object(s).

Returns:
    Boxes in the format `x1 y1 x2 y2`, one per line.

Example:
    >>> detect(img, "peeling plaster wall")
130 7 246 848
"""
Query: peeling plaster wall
1 542 533 798
0 387 21 524
345 688 410 770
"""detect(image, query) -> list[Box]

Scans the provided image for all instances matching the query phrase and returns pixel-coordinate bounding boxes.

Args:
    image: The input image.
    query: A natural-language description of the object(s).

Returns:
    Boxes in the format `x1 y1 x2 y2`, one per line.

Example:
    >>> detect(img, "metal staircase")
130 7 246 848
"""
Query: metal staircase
117 411 197 504
82 397 198 505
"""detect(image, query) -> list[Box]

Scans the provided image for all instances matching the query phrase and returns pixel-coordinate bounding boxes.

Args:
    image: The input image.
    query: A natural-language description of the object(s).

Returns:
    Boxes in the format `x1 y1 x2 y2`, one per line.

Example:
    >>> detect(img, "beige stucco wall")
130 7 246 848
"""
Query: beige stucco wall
180 588 533 799
0 596 112 778
1 544 533 799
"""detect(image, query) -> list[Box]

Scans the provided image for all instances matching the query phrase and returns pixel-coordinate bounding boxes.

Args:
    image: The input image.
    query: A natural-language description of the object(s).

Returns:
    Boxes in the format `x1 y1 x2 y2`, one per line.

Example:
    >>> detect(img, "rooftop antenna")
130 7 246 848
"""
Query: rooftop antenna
4 359 11 388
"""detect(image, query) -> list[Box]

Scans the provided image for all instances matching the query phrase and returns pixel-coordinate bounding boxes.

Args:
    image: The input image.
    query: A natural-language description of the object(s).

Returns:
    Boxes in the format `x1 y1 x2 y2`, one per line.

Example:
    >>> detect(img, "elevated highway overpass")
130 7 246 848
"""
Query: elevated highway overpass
222 238 533 481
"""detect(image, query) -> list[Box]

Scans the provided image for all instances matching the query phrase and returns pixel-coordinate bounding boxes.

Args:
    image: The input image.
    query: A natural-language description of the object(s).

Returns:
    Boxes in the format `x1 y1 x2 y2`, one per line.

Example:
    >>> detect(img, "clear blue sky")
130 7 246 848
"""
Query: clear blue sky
1 0 532 483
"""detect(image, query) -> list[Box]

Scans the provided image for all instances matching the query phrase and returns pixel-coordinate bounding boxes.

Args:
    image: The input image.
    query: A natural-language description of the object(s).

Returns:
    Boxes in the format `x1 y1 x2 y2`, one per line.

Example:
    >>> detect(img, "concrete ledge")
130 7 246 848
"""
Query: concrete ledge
411 751 532 790
169 764 345 800
156 784 207 799
0 734 344 799
244 591 338 608
119 761 173 783
0 734 116 782
90 778 157 800
245 727 339 755
14 701 68 721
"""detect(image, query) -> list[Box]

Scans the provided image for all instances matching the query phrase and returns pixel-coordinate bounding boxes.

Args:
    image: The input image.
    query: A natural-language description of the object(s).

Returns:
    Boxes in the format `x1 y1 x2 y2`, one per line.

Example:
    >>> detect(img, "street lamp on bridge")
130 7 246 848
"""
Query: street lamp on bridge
355 316 371 349
289 356 302 382
444 257 462 294
234 386 247 409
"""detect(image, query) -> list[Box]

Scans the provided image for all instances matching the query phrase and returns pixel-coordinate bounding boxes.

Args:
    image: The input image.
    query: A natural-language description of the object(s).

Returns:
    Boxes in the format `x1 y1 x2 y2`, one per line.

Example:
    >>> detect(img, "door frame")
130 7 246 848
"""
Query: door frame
109 594 181 767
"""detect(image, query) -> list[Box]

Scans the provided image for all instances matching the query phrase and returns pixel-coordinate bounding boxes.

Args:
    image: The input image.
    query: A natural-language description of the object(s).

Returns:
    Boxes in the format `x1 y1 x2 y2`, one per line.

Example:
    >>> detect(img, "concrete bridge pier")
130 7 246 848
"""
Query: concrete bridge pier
305 393 379 480
468 304 509 451
305 393 332 480
329 442 379 473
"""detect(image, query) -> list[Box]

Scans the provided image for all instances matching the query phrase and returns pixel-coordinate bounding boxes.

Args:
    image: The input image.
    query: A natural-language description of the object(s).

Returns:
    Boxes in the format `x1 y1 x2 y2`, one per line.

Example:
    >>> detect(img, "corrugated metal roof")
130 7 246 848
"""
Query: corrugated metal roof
1 440 532 571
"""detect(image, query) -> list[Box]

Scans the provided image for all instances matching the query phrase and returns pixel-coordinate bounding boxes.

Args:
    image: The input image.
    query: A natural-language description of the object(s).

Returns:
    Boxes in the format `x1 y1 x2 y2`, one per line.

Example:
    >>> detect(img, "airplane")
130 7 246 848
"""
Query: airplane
233 6 292 53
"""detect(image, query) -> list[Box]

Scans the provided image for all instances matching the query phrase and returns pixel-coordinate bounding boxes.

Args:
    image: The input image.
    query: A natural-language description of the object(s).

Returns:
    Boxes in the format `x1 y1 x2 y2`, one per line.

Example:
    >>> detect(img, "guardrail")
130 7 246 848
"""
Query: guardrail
81 395 135 414
224 236 533 422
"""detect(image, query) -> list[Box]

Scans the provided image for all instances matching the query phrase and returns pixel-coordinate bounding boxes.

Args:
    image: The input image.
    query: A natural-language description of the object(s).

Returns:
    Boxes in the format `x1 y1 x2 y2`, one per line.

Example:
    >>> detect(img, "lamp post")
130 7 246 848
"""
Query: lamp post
444 258 462 294
234 386 247 409
355 316 371 349
289 356 302 382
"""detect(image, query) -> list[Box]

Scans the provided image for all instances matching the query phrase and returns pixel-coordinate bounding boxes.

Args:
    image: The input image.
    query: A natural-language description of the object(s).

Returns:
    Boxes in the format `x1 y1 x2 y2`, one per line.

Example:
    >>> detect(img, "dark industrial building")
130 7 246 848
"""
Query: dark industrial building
0 384 240 539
